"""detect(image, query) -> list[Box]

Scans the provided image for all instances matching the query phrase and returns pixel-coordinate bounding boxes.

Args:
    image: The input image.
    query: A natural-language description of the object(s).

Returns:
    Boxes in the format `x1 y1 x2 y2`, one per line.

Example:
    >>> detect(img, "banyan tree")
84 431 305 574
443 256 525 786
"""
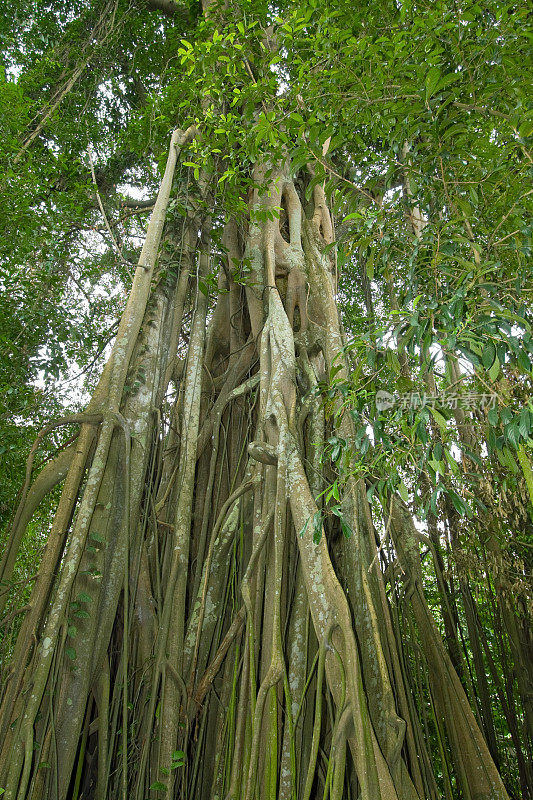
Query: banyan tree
0 0 531 798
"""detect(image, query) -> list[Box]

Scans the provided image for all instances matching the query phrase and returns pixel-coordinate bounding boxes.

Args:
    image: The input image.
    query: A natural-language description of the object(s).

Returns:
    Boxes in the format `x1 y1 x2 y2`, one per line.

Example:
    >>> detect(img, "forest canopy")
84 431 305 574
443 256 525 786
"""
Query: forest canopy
0 1 531 799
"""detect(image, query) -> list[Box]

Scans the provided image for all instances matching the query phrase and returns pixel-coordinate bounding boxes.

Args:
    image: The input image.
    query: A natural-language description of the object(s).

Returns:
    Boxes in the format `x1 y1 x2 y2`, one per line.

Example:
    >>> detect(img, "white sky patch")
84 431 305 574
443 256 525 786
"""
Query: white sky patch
449 442 463 465
117 183 150 200
5 63 22 80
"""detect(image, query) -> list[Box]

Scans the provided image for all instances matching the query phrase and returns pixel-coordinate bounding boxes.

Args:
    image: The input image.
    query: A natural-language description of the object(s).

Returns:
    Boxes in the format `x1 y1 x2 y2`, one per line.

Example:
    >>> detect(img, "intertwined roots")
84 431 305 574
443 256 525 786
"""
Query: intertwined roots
0 145 508 800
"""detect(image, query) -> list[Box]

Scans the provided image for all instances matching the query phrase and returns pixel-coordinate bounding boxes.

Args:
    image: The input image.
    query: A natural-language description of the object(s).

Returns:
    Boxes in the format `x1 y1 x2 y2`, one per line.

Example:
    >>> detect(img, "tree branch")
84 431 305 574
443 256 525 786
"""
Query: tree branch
144 0 190 19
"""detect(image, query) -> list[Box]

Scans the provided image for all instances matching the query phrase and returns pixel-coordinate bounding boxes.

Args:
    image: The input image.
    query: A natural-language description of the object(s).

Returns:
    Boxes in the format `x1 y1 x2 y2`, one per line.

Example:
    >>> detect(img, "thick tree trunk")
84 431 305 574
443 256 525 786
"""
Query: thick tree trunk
0 94 512 800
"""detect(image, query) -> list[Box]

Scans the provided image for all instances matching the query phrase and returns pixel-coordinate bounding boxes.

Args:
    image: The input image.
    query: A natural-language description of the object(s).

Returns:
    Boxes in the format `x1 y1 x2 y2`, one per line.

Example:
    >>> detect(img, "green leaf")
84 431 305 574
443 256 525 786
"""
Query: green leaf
448 490 466 516
171 750 185 768
488 355 500 382
500 408 513 425
500 446 519 473
517 348 531 373
339 517 352 539
488 408 499 427
312 511 323 544
430 487 442 515
398 482 409 503
150 782 167 791
425 66 441 101
482 341 496 369
428 459 444 474
519 409 531 439
428 406 447 433
331 444 341 461
506 424 520 449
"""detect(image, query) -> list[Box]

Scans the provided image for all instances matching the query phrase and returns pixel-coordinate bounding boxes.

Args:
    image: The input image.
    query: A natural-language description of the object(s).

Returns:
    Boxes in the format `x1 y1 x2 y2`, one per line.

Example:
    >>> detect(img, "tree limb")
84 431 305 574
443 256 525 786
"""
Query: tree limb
144 0 190 20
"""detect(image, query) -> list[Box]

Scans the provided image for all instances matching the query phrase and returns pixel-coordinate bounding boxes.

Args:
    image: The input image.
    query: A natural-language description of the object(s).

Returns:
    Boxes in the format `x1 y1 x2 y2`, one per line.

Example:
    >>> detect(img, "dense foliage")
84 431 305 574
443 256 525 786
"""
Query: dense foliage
0 1 531 799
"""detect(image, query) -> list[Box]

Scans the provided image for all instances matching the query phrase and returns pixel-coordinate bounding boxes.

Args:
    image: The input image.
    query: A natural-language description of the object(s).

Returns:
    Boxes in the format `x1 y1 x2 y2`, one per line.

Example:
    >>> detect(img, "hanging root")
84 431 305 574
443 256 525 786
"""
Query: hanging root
0 157 511 800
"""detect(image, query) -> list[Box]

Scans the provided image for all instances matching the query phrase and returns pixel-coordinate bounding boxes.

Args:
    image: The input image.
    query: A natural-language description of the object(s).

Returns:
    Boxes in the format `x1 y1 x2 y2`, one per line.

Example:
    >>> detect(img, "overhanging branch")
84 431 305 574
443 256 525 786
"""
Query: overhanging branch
144 0 190 19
